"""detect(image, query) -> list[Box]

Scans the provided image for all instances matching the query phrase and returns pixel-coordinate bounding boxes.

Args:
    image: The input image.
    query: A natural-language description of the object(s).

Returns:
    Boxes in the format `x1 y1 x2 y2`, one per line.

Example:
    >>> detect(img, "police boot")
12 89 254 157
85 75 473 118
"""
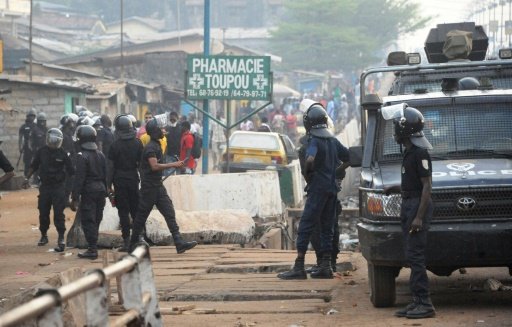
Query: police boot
305 255 321 274
277 257 307 280
331 253 338 272
38 234 48 246
405 297 435 319
118 237 130 252
395 296 419 317
78 248 98 260
310 253 333 279
173 235 197 254
54 233 65 253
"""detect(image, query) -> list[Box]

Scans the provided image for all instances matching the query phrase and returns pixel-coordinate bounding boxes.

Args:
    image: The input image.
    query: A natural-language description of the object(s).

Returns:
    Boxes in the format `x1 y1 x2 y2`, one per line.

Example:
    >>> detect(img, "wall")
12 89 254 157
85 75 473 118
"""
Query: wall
0 81 85 168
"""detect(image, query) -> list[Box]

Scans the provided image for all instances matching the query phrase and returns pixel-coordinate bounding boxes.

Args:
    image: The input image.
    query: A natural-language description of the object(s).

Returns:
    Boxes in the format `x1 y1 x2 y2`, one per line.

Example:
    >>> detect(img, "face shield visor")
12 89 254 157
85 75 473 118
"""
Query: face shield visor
46 129 63 149
380 103 407 121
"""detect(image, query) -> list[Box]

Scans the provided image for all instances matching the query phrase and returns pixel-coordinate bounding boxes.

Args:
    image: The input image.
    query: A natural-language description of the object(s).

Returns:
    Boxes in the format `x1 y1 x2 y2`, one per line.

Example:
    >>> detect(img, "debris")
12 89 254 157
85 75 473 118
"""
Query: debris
182 308 216 315
15 271 30 276
63 252 73 257
326 308 338 315
477 320 485 323
459 268 467 274
484 278 502 291
346 280 357 286
38 263 50 267
47 249 55 253
172 304 196 312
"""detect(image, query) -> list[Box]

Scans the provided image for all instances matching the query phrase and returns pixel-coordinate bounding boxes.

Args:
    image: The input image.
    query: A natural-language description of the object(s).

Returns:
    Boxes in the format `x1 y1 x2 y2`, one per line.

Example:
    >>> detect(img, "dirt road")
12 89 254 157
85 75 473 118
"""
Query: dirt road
1 188 512 326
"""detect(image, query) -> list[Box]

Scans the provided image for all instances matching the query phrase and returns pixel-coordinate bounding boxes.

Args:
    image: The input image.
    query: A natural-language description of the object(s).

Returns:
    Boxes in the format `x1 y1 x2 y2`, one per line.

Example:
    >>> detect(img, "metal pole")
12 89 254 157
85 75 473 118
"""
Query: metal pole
509 0 512 46
29 0 32 81
202 0 210 174
120 0 124 79
177 0 181 47
226 100 231 173
501 1 505 48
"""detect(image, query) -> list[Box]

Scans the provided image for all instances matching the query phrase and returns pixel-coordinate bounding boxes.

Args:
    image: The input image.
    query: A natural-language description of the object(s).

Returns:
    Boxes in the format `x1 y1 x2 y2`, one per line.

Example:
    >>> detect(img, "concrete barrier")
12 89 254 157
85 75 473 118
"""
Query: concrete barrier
337 118 361 198
163 171 283 218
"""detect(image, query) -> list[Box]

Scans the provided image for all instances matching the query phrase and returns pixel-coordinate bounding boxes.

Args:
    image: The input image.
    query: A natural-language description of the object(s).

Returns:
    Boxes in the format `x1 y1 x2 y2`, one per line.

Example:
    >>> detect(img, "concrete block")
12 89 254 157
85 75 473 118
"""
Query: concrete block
164 171 283 218
145 209 255 245
257 228 282 249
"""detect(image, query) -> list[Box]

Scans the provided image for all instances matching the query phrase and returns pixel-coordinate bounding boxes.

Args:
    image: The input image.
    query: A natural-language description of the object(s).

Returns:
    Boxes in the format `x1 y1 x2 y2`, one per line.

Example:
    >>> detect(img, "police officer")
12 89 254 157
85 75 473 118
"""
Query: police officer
107 115 143 251
278 102 349 280
71 125 107 260
0 137 15 187
29 112 48 184
129 118 197 254
60 113 78 206
97 115 114 158
23 128 74 252
18 108 37 177
382 104 435 319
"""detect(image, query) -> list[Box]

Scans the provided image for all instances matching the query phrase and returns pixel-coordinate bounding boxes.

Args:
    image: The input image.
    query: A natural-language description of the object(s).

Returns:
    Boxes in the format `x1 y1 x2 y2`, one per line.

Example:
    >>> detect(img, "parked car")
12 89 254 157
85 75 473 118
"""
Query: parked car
220 131 298 174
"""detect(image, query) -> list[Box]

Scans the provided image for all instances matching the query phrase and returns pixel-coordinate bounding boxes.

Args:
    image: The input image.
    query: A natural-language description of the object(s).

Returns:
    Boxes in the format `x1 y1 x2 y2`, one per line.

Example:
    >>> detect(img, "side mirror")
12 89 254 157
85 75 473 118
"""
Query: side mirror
349 146 363 168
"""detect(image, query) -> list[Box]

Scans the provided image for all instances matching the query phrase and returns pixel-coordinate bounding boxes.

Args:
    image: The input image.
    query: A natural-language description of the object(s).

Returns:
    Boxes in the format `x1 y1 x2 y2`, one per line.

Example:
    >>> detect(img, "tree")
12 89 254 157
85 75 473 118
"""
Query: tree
270 0 430 71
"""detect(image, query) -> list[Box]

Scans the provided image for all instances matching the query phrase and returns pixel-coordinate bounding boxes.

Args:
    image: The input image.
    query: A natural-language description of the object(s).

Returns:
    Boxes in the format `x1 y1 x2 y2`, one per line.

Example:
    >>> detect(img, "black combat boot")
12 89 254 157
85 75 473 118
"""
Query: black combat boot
173 235 197 254
38 234 48 246
277 257 307 280
310 253 333 279
405 296 435 319
54 233 65 252
395 296 419 317
78 248 98 260
331 252 338 272
118 237 130 252
305 255 321 274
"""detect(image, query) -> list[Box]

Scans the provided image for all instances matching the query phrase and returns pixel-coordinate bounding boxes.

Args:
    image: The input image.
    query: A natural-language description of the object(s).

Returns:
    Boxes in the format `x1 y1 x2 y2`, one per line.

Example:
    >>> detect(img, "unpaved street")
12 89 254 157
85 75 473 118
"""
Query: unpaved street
1 188 512 326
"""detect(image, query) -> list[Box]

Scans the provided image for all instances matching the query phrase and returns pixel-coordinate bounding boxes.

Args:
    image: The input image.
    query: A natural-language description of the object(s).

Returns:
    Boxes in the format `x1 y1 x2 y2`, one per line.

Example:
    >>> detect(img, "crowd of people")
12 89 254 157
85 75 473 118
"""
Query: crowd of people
6 107 204 259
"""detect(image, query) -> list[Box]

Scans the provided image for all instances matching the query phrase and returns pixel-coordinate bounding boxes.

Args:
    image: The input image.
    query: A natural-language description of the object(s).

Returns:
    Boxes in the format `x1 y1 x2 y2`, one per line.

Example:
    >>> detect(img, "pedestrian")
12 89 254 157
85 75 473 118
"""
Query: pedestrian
278 101 349 280
164 111 181 176
23 128 74 252
179 121 196 174
70 125 107 260
129 118 197 254
137 111 154 139
210 111 226 170
257 117 272 132
29 112 48 185
382 104 435 319
107 115 143 252
60 113 78 206
18 108 37 177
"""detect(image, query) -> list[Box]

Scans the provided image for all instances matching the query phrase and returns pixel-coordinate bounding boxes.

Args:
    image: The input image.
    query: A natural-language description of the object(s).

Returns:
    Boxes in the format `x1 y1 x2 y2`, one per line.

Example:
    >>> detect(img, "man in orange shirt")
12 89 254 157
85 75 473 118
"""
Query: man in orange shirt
179 121 196 174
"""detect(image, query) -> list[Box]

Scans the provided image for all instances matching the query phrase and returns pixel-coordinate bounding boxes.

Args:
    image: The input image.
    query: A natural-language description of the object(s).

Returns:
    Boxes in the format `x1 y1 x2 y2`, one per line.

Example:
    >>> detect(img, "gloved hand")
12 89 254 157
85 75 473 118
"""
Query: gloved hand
335 166 346 180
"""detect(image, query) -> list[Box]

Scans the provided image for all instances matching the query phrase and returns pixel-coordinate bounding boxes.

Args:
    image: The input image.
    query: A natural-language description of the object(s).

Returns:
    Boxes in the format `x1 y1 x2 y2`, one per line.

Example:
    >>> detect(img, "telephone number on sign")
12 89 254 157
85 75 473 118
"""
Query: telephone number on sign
230 90 268 98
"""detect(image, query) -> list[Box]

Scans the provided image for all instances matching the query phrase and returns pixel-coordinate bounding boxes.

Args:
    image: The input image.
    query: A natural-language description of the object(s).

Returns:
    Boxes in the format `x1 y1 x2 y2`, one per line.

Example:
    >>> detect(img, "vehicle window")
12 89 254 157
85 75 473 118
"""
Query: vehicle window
230 133 280 150
280 135 296 155
375 101 512 161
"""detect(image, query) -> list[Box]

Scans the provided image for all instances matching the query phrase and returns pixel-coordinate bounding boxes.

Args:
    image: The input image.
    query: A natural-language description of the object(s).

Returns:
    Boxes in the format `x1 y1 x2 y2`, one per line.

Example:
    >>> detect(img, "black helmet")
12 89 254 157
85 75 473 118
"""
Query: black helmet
303 103 333 138
458 77 480 90
390 105 432 149
27 108 37 117
114 115 135 140
36 112 47 121
76 125 97 150
145 118 162 140
46 128 63 149
77 116 94 127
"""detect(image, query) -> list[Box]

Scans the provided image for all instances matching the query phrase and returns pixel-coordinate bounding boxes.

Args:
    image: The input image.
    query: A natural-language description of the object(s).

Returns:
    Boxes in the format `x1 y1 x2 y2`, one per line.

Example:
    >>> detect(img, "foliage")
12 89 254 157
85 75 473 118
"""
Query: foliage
270 0 430 71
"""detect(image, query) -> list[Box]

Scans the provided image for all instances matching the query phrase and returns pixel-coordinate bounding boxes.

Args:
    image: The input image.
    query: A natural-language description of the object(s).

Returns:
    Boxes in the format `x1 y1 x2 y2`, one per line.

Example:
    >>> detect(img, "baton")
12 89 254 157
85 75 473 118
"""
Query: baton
16 149 23 171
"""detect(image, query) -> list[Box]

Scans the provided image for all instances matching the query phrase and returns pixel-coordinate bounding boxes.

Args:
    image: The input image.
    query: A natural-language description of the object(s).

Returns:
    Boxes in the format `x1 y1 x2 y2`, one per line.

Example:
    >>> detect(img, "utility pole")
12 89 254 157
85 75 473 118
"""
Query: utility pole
202 0 210 174
120 0 124 79
29 0 33 81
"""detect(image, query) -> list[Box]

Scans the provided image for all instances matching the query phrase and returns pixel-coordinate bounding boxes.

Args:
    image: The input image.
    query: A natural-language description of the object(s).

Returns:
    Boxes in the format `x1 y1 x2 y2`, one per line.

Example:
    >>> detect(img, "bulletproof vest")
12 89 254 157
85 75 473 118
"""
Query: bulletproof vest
31 125 47 151
38 147 68 185
21 122 35 149
79 150 107 194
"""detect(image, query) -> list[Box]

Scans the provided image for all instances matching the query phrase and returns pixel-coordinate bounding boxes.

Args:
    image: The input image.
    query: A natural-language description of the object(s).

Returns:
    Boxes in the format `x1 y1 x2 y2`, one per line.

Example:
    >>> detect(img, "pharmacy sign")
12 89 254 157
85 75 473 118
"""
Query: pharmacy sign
186 55 272 100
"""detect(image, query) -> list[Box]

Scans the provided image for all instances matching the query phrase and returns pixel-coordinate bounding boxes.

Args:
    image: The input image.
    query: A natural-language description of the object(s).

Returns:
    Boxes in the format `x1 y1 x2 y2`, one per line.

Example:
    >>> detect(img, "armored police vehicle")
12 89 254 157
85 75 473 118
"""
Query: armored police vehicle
350 23 512 307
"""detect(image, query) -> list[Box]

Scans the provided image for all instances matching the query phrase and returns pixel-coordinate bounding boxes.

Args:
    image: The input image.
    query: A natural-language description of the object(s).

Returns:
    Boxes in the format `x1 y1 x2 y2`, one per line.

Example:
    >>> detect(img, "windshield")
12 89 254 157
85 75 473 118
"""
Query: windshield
230 133 280 150
376 100 512 161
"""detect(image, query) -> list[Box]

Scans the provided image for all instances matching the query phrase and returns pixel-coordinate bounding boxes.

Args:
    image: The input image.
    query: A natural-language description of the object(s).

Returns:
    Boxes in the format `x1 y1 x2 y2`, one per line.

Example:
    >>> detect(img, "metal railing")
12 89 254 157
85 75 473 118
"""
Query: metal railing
0 245 162 327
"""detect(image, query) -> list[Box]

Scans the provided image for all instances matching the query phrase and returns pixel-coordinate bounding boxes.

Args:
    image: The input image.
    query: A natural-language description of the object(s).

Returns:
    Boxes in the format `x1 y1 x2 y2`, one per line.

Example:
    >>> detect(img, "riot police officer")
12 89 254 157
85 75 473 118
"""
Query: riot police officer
24 128 74 252
71 125 107 260
29 112 48 184
60 113 78 205
382 104 435 319
18 108 37 177
278 102 349 280
129 118 197 254
107 115 143 251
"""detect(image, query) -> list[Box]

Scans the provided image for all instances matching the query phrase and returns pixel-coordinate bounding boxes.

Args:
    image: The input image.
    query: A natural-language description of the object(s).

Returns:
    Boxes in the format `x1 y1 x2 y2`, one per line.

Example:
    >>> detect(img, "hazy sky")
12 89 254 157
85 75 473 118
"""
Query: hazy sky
399 0 475 52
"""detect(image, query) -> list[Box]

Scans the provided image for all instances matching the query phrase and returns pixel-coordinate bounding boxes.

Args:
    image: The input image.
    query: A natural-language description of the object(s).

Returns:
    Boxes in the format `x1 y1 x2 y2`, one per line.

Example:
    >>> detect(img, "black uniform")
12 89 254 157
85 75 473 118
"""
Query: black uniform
400 145 433 300
30 125 47 153
72 149 107 250
130 139 181 246
61 128 76 204
97 127 114 158
19 120 35 176
107 137 143 240
0 150 14 174
30 146 74 235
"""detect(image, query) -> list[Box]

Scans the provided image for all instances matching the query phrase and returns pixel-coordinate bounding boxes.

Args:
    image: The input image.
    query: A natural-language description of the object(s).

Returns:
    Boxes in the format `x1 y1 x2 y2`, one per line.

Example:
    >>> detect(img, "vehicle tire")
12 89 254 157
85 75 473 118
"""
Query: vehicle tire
368 263 397 307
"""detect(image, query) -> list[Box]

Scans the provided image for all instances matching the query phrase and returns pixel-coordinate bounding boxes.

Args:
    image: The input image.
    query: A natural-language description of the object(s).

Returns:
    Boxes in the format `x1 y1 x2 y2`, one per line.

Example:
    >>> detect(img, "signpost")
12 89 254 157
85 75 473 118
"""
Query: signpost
185 55 273 173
